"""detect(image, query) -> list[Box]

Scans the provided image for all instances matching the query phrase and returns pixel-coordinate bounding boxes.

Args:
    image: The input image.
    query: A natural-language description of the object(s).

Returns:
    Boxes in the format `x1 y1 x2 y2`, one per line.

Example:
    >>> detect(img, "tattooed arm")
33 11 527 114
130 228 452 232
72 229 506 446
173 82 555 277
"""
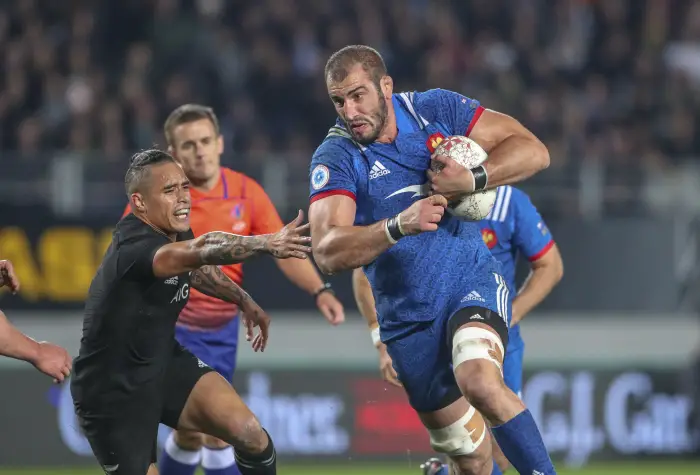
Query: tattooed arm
190 265 252 307
191 265 272 353
151 211 311 279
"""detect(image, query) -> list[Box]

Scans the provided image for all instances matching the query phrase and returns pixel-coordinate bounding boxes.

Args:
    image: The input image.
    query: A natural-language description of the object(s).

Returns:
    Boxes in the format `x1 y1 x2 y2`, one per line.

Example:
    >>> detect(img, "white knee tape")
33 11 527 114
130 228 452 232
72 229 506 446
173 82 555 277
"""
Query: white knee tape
451 327 504 373
428 406 487 456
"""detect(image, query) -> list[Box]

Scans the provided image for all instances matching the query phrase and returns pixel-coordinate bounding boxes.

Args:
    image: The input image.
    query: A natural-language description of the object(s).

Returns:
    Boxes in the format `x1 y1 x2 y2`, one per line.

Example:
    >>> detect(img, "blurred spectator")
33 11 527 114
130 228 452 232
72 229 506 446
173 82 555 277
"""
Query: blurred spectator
1 0 700 217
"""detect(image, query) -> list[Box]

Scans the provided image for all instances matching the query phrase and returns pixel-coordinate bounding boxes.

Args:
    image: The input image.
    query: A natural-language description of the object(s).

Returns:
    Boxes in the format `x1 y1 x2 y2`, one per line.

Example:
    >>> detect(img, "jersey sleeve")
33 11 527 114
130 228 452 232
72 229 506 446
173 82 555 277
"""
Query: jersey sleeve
247 177 285 235
118 233 167 280
414 88 485 137
511 188 554 262
309 139 358 203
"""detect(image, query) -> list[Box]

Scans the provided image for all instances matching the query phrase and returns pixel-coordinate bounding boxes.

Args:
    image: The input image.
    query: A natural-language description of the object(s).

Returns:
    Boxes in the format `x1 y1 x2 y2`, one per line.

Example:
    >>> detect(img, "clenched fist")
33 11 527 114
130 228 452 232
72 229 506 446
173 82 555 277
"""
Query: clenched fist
398 195 448 235
0 260 20 294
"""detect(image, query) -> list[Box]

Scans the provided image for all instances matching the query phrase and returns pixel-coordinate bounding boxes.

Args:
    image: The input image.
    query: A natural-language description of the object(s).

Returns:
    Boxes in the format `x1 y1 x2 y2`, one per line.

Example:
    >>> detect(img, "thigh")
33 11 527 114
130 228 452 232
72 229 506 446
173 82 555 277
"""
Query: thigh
78 408 159 475
385 322 461 413
503 344 524 398
161 342 215 429
449 271 511 350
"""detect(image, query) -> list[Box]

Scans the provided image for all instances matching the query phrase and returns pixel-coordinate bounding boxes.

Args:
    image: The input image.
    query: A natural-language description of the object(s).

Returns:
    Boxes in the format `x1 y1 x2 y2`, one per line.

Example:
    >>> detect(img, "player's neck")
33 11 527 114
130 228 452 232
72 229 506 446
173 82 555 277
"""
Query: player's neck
135 214 177 241
191 170 221 193
375 109 398 144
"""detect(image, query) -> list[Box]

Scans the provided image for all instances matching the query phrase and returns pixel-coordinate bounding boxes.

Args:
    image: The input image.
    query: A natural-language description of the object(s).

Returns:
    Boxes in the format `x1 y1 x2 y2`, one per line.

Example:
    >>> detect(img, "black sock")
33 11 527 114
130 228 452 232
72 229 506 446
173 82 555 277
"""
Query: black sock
234 429 276 475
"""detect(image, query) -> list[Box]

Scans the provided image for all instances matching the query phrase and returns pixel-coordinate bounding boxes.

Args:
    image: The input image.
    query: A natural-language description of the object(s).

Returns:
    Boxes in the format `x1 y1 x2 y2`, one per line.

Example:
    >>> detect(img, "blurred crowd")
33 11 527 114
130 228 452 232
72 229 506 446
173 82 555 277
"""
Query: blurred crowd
2 0 700 215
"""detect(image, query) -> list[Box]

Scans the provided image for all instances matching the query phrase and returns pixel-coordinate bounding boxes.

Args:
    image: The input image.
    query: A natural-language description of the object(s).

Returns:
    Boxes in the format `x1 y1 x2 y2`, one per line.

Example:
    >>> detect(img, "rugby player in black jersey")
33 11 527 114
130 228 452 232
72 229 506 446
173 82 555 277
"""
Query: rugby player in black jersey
71 149 311 475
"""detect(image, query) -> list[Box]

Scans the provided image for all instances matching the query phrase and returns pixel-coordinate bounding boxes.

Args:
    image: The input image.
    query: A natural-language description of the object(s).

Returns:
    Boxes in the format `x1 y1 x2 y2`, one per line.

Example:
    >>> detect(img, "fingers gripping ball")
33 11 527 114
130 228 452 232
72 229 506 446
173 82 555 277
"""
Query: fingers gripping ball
430 136 497 221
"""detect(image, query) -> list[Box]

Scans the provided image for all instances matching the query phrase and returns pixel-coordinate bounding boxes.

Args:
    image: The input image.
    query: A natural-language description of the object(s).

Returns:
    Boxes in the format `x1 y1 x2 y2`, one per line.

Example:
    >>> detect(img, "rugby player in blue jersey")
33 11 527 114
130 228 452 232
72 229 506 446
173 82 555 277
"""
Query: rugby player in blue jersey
309 45 556 475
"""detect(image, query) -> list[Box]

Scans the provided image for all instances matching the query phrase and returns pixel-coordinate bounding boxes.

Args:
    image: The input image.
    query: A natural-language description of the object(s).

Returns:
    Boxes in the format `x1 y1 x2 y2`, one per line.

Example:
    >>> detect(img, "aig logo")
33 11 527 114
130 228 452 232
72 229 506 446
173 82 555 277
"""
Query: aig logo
171 283 189 304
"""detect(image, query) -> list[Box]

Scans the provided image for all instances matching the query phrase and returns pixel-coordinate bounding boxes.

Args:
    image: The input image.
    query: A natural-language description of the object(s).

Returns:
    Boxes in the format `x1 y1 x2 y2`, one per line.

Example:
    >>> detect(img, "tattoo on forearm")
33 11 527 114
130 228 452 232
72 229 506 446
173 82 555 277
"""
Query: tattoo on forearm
191 265 251 306
196 232 270 265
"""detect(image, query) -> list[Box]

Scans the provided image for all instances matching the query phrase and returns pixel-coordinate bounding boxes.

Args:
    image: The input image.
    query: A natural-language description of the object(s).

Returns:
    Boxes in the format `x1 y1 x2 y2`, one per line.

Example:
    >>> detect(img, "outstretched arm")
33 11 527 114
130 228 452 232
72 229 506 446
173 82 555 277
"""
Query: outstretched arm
0 310 39 362
0 310 72 382
191 265 252 307
151 211 311 278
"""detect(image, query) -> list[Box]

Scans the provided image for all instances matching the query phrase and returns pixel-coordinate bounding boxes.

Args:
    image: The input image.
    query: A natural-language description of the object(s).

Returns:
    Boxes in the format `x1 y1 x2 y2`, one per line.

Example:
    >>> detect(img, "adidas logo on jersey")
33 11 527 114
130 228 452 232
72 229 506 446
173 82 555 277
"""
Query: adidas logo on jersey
461 291 485 303
369 161 390 180
164 276 179 285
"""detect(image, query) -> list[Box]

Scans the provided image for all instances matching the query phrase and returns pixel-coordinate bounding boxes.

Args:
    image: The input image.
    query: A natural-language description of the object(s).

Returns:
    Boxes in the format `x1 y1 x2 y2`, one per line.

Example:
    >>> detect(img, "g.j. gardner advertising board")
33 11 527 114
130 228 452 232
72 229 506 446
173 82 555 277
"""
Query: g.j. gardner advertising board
0 368 696 467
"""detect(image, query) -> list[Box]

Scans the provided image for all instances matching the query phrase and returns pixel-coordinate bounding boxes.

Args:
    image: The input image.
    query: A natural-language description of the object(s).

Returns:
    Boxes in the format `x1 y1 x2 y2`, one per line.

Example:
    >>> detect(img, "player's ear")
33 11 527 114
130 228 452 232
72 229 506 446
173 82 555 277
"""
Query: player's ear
131 193 146 213
381 76 393 99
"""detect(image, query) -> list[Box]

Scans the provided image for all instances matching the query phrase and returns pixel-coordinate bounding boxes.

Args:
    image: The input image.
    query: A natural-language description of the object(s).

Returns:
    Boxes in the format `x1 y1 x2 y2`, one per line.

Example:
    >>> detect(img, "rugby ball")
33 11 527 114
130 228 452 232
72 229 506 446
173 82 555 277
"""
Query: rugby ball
430 136 497 221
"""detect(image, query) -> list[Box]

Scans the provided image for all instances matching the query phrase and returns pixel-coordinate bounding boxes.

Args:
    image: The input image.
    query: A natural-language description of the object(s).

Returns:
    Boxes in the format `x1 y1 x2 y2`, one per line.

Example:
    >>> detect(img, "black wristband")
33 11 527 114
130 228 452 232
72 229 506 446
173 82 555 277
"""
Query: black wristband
471 165 488 191
386 215 404 242
314 282 334 298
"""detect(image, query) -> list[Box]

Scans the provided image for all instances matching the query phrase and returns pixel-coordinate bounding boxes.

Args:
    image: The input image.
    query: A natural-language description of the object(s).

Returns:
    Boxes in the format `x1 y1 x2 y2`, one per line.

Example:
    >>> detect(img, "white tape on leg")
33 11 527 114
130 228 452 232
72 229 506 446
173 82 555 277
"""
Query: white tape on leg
451 327 504 373
428 405 487 456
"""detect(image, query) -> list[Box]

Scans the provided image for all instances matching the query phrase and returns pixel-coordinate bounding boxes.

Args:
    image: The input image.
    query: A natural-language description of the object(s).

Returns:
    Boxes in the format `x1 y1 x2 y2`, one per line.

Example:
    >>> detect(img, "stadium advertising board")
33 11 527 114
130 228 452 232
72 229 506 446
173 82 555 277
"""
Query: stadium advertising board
0 218 114 308
0 368 696 467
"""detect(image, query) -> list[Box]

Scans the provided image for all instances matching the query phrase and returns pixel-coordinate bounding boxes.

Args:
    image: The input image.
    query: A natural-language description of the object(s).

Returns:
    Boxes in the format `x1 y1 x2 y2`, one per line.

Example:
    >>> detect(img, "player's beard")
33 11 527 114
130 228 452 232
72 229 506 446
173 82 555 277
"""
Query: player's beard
347 93 388 145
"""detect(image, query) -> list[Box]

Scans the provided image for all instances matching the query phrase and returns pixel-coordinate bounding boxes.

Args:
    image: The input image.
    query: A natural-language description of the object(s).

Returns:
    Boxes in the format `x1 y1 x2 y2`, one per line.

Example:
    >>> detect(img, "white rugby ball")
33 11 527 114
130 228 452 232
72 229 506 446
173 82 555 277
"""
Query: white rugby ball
430 135 497 221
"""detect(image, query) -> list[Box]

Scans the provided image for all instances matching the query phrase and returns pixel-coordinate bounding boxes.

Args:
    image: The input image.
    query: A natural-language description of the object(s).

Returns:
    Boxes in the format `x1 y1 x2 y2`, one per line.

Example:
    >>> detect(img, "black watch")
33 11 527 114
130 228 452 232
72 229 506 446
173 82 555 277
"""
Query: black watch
313 282 334 299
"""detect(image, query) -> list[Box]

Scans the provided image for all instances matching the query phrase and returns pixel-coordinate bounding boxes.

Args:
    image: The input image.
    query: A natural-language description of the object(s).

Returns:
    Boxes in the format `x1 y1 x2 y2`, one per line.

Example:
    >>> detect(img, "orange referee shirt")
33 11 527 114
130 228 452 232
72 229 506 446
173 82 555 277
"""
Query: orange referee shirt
122 168 283 329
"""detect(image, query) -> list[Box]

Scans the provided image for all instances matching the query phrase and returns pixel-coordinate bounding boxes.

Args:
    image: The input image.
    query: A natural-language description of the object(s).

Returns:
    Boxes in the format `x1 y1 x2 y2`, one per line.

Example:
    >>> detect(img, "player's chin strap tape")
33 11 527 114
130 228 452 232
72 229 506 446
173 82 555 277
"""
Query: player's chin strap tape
470 165 488 191
385 214 404 244
451 327 504 374
429 405 488 456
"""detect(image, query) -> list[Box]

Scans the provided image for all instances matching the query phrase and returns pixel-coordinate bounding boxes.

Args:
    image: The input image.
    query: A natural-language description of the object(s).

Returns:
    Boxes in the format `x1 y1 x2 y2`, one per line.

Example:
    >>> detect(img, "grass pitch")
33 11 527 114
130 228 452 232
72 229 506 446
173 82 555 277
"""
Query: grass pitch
2 461 699 474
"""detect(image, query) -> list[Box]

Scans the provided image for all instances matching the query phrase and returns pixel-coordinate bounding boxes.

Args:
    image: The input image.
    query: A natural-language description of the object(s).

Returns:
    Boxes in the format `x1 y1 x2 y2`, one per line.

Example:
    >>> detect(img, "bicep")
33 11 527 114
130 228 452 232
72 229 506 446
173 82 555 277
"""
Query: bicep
151 240 204 279
468 109 537 153
530 242 561 273
309 194 357 242
513 199 555 262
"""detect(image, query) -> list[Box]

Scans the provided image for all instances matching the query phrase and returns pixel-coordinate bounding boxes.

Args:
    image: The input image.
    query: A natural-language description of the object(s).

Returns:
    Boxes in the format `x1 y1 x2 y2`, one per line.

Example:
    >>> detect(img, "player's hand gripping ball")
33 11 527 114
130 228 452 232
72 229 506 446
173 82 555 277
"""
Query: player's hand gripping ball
429 136 497 221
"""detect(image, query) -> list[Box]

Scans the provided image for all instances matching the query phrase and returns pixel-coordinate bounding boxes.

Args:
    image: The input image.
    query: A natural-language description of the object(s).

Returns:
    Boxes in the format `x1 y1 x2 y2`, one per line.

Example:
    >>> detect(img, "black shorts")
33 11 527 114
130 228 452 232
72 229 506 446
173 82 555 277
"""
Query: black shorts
77 343 213 475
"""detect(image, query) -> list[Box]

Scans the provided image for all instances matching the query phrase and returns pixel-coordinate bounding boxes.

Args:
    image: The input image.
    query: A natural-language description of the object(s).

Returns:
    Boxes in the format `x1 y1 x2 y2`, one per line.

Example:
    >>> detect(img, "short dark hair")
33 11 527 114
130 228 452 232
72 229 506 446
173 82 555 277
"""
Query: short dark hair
325 45 387 86
163 104 220 145
124 149 176 195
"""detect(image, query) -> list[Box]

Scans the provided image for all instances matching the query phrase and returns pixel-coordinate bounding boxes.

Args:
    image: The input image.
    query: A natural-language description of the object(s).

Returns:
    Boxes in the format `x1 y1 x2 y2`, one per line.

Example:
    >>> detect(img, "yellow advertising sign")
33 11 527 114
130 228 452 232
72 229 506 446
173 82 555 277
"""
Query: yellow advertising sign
0 226 113 302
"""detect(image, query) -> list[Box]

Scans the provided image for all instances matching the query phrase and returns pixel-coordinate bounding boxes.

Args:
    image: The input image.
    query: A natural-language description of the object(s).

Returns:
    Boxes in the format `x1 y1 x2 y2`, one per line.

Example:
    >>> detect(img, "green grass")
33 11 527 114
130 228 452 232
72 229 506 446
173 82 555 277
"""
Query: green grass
2 461 699 475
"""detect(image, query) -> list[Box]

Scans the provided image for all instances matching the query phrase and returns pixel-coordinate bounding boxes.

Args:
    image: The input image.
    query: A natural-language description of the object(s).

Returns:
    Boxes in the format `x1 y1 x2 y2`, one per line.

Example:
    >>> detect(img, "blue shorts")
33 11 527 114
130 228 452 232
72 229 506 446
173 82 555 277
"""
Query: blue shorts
385 273 511 413
174 316 239 381
503 343 524 398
